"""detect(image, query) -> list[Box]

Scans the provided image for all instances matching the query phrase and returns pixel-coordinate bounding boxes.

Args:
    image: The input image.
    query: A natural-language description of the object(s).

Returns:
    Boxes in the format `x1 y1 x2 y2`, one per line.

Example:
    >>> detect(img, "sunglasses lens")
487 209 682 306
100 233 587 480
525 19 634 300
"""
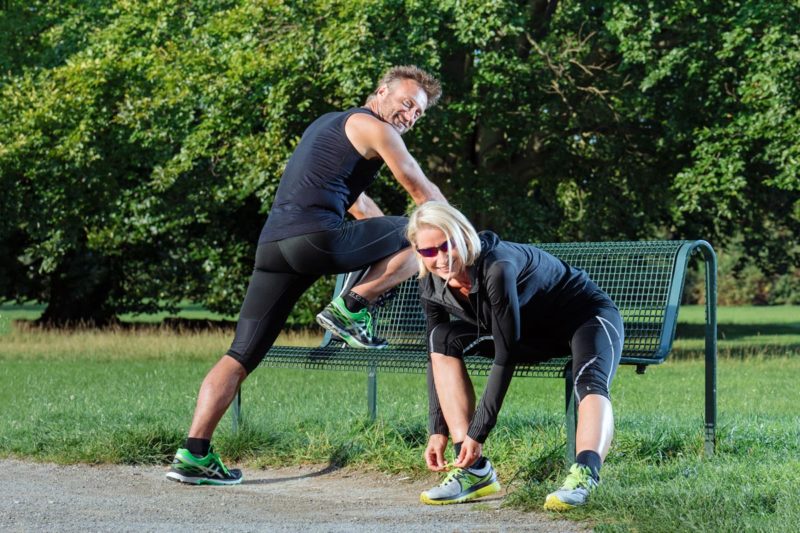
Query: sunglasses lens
416 241 449 257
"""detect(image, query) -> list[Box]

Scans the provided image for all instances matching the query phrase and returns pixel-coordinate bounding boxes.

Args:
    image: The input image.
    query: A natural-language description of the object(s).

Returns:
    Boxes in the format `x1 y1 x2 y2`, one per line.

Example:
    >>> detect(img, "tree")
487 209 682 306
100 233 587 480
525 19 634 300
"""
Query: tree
1 0 798 325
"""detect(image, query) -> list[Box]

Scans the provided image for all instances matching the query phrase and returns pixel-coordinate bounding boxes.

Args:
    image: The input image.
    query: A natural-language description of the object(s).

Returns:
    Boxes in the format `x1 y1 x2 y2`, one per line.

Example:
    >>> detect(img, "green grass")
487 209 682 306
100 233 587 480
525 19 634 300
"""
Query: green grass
674 305 800 356
0 302 237 335
1 303 799 531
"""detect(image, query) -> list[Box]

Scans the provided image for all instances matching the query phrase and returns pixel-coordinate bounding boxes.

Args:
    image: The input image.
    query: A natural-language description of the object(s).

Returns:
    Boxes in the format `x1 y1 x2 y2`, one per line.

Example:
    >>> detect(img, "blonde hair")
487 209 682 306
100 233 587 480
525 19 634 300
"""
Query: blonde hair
406 202 481 278
365 65 442 108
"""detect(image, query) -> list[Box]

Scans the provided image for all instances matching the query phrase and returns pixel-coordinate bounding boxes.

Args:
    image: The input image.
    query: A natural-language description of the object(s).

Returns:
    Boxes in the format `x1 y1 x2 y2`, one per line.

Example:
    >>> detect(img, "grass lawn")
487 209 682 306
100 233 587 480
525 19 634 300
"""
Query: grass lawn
1 303 798 531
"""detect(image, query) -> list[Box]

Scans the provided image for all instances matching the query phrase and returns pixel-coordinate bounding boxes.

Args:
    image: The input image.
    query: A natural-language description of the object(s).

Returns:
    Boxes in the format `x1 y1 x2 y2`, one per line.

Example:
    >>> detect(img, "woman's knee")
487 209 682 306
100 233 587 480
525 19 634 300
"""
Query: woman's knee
430 351 463 366
574 374 611 403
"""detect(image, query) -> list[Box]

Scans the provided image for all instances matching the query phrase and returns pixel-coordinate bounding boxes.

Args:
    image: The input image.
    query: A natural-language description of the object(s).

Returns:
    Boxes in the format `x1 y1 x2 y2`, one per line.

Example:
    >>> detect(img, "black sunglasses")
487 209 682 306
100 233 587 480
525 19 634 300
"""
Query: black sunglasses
416 241 450 258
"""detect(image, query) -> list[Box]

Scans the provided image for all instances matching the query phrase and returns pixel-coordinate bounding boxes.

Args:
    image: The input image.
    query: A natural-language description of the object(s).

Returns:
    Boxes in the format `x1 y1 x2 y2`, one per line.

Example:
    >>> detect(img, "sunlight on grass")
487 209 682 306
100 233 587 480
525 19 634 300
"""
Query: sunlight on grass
0 324 323 361
1 303 799 531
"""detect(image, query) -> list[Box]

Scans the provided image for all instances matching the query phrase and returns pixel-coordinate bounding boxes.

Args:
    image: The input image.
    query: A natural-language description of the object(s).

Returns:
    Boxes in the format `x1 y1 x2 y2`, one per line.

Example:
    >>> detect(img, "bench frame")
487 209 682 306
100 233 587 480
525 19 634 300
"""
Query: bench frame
232 240 717 462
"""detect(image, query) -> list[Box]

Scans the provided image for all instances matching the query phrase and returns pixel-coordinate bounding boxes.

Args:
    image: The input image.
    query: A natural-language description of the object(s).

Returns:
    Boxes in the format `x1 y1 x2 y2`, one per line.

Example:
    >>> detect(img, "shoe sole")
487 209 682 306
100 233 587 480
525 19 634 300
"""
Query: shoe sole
315 312 388 349
165 470 243 486
420 481 501 505
543 494 579 511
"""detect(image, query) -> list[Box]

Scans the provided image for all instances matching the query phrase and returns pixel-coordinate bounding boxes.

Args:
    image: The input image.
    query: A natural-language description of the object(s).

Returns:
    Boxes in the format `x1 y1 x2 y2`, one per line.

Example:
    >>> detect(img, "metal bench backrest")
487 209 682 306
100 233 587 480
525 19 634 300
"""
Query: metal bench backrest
332 240 698 366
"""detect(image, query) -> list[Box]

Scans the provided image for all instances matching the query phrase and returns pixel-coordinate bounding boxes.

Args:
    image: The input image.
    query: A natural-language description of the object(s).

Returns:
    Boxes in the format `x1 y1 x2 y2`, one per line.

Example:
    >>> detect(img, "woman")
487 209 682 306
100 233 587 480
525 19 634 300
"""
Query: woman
407 202 623 510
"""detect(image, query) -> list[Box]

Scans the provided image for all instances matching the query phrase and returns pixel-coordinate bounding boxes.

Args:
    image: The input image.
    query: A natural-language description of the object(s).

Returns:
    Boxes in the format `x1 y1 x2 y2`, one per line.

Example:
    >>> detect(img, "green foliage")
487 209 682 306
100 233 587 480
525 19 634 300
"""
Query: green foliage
613 2 800 275
1 0 799 323
685 235 800 305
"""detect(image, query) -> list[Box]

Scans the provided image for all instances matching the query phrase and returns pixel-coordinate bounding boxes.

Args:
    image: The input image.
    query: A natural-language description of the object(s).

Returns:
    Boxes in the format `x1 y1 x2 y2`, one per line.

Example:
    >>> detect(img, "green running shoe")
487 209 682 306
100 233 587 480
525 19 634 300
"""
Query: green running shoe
165 447 243 486
543 463 597 511
316 296 388 349
420 459 501 505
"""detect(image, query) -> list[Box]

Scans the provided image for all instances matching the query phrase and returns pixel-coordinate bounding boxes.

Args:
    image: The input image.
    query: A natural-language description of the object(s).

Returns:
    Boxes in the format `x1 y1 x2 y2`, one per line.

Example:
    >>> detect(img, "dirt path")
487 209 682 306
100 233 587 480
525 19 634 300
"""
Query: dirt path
1 459 591 532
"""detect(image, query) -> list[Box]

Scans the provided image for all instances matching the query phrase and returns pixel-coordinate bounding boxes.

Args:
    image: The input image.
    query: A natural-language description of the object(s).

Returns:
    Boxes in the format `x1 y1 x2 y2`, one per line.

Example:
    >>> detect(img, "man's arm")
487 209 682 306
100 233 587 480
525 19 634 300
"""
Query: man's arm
345 114 447 205
347 192 383 219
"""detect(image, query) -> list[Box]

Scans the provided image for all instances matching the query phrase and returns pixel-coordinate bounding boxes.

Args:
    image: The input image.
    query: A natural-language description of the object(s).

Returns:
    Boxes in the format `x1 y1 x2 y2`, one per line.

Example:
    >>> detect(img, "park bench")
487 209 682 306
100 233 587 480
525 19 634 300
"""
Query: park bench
232 240 718 463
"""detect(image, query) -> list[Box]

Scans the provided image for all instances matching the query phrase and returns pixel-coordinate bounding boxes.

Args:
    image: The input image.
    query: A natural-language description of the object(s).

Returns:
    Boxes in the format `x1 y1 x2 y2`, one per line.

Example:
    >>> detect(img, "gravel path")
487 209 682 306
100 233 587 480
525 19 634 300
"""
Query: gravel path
1 459 591 532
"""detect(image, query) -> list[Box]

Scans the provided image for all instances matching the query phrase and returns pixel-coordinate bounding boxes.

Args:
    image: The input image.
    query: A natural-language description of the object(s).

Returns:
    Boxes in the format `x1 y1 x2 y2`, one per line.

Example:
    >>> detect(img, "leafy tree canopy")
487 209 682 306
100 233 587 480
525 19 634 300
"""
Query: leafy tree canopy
1 0 797 324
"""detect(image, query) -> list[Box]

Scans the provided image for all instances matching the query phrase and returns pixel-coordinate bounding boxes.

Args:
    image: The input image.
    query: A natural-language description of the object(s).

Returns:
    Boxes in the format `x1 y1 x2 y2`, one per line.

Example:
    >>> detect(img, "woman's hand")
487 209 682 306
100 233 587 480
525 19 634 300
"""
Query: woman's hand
453 436 483 469
424 434 449 472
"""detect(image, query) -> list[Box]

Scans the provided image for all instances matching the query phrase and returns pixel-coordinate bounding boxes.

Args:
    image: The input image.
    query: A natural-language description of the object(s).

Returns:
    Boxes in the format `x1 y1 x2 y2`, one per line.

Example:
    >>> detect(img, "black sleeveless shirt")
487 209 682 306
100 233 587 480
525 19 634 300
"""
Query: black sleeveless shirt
259 108 384 242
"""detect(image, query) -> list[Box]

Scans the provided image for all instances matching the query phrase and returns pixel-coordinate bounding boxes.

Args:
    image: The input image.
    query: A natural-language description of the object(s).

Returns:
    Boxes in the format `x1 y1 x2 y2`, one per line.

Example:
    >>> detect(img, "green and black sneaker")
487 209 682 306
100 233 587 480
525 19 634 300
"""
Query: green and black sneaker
316 296 388 349
165 447 243 486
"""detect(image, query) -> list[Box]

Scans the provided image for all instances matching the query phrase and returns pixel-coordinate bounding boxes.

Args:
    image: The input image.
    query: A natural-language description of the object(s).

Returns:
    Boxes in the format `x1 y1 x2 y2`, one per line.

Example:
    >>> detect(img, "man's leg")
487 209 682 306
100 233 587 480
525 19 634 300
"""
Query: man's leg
164 356 247 486
304 216 412 348
188 355 248 440
167 256 317 485
349 247 418 302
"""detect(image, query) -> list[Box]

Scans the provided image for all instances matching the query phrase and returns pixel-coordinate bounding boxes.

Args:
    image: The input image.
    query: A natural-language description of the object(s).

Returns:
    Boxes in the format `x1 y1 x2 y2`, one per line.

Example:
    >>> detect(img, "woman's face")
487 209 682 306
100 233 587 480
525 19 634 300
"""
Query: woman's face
414 226 462 280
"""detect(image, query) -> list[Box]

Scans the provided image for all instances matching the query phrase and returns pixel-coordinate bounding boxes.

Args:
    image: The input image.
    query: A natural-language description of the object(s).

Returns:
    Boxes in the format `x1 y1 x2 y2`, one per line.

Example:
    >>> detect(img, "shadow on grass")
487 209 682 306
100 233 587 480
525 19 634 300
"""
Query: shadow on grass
671 344 800 360
507 444 565 486
242 463 343 485
676 322 800 340
502 445 565 508
11 317 319 334
241 442 357 485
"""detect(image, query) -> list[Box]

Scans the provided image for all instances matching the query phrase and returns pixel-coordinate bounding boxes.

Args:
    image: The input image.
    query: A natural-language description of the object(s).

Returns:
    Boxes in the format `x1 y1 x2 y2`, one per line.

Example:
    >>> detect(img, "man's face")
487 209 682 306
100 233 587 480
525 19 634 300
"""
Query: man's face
376 79 428 135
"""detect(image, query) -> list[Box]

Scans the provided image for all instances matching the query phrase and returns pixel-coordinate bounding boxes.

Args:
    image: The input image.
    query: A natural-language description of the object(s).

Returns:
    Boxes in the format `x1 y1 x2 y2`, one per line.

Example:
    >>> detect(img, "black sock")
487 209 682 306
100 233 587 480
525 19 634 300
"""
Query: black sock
453 441 487 470
343 290 369 312
185 437 210 458
471 456 487 470
576 450 602 481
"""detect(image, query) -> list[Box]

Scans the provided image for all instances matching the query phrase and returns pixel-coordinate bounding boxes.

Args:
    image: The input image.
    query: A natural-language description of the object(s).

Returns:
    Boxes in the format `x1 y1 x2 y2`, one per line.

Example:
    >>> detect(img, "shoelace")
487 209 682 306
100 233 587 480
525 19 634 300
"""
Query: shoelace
438 466 467 487
362 309 376 338
207 449 231 476
339 303 377 340
561 464 593 490
371 288 397 309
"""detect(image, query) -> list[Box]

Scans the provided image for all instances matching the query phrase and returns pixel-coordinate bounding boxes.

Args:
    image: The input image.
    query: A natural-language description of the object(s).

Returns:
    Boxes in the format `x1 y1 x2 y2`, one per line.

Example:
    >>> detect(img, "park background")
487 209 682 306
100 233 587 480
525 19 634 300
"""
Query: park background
1 0 798 324
1 1 799 532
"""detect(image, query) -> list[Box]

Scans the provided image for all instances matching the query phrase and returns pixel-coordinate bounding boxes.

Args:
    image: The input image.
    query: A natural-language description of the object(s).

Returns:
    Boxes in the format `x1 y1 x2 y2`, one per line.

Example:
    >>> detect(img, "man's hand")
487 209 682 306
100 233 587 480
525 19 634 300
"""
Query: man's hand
453 436 482 469
424 434 449 472
347 193 383 219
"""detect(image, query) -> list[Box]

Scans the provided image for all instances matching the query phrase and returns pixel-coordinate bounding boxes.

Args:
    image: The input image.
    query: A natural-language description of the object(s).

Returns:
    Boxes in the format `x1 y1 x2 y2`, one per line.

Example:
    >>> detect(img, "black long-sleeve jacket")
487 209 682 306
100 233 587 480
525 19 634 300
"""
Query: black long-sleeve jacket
418 231 614 442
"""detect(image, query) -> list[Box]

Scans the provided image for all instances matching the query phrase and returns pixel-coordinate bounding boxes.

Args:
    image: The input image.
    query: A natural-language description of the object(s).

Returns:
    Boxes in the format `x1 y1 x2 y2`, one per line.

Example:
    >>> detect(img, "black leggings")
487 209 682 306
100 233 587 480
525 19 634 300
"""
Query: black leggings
429 306 624 402
227 216 408 373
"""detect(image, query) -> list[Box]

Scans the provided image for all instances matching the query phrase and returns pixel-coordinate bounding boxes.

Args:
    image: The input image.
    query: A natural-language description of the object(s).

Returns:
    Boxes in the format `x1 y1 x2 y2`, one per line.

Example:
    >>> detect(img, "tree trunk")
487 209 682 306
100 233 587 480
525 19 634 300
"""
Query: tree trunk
37 246 118 327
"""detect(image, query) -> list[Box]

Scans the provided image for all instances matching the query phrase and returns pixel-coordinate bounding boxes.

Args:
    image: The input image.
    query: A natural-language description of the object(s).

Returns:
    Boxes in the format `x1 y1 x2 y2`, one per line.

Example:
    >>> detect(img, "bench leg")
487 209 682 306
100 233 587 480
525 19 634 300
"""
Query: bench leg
367 364 377 421
696 241 718 456
703 251 718 456
564 365 577 465
231 387 242 433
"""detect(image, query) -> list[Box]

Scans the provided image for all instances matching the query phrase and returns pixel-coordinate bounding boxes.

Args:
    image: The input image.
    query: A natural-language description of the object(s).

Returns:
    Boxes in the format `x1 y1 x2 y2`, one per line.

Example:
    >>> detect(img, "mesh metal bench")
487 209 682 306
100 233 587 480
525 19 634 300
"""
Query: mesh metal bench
233 240 718 462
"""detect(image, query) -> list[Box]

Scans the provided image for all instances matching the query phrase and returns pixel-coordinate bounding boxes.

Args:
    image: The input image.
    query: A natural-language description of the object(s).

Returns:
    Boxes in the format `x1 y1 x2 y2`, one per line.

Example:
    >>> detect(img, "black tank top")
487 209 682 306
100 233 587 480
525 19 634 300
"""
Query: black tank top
259 108 384 242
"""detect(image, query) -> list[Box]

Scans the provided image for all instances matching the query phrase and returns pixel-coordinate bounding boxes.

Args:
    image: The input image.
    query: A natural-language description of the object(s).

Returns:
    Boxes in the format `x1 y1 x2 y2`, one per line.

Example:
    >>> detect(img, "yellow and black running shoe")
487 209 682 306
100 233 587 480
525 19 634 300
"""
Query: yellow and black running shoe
420 460 501 505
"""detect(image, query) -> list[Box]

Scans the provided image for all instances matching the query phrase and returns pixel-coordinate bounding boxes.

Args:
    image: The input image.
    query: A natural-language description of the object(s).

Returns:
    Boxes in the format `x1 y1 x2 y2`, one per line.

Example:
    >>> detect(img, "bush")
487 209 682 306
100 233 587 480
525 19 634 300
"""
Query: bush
685 238 800 305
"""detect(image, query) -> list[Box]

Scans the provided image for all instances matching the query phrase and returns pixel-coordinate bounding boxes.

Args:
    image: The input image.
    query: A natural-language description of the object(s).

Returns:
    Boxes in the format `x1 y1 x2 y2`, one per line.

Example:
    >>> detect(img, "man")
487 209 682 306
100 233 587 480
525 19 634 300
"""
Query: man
166 65 446 485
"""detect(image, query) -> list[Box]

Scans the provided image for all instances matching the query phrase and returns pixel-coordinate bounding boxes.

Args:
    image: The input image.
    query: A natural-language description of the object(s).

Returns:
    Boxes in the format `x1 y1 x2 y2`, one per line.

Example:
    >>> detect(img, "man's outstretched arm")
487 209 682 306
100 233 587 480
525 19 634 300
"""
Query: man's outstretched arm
346 114 447 206
377 129 446 205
